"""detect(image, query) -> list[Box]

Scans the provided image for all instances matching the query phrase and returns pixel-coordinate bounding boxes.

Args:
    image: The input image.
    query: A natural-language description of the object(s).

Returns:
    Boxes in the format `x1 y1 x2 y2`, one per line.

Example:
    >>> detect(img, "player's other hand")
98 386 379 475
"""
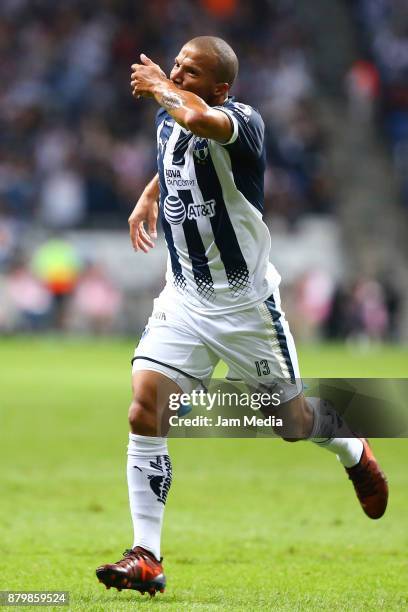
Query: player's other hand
131 54 167 99
128 193 158 253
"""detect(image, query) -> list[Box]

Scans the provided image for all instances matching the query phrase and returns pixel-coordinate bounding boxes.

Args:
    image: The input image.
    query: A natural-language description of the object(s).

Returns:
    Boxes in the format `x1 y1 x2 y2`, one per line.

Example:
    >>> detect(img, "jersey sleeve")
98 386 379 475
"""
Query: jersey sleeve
214 102 265 159
155 107 169 129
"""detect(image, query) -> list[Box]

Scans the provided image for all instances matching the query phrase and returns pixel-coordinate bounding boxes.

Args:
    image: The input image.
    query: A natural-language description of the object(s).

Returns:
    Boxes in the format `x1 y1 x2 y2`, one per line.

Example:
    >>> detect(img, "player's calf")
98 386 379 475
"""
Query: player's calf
261 393 313 441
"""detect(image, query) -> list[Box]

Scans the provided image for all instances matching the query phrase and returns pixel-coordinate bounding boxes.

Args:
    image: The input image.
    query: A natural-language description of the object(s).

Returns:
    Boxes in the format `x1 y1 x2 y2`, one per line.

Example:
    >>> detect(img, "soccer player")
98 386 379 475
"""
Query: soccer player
96 36 388 596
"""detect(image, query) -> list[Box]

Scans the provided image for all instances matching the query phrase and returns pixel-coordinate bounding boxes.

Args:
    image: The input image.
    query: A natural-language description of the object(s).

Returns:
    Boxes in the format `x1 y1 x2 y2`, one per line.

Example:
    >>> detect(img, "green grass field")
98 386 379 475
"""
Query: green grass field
1 338 407 611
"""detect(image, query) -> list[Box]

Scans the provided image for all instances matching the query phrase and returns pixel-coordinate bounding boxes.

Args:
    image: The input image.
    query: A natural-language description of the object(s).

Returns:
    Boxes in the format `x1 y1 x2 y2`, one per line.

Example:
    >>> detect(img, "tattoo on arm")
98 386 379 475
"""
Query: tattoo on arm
161 91 183 110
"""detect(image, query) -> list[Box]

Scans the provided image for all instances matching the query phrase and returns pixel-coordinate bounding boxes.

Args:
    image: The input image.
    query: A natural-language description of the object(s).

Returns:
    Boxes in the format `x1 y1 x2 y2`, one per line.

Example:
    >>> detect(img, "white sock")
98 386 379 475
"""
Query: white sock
307 397 364 468
127 433 172 560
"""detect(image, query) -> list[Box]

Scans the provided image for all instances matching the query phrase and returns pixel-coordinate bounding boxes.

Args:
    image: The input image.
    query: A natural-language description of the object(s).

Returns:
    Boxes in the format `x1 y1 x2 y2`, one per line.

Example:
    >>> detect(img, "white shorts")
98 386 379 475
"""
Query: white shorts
132 288 302 402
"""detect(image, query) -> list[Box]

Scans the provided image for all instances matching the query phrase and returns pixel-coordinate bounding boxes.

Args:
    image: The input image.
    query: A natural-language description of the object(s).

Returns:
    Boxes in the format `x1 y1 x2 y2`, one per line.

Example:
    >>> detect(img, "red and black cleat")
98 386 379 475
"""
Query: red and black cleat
346 438 388 519
96 546 166 596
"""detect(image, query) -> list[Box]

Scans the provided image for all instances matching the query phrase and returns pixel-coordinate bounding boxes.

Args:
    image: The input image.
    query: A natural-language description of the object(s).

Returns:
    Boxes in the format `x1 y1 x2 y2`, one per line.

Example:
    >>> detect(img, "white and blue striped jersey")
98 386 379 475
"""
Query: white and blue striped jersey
156 97 281 315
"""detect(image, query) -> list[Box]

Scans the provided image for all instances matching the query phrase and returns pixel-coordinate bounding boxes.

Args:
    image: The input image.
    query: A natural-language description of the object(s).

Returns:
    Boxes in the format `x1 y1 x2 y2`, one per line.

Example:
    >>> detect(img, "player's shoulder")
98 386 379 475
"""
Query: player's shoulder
222 98 264 127
217 98 264 158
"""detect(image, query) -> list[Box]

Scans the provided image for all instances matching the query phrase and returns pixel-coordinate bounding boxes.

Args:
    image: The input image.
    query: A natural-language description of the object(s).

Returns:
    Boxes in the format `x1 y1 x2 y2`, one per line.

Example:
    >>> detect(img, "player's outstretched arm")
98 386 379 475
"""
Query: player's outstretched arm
130 55 232 143
128 173 159 253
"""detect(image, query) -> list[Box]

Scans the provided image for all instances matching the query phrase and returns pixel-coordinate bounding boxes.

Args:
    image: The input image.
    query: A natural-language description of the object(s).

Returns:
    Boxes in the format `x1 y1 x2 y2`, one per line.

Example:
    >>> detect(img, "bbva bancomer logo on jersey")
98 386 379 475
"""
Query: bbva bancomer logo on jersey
164 195 216 225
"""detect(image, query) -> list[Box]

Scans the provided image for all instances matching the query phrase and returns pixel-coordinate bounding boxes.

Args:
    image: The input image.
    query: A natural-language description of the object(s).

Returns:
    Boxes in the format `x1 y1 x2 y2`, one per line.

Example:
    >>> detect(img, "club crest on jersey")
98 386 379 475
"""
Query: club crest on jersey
193 137 209 163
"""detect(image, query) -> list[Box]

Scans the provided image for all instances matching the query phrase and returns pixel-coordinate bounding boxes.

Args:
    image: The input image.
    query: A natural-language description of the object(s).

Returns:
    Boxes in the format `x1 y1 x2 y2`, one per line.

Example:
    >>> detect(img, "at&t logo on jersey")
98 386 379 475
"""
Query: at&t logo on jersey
187 199 215 220
163 195 216 225
164 195 186 225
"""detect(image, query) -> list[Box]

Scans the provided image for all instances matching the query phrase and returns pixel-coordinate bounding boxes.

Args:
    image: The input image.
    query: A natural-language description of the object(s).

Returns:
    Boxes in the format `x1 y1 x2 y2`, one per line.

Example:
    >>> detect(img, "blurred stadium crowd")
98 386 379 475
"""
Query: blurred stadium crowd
0 0 331 227
349 0 408 207
0 0 405 340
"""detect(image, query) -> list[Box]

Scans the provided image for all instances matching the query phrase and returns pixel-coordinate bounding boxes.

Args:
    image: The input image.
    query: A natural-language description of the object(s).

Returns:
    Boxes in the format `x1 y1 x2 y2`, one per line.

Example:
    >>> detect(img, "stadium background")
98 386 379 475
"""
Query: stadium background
1 0 408 610
1 0 407 341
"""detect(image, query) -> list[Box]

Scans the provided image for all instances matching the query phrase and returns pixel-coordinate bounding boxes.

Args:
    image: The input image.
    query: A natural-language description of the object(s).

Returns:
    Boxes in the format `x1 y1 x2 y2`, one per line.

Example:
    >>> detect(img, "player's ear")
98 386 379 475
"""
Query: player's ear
214 82 229 99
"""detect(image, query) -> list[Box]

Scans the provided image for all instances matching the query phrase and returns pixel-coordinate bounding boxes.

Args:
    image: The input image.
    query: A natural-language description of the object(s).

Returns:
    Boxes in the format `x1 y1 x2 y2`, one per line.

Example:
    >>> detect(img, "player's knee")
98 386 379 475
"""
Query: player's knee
128 398 157 435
